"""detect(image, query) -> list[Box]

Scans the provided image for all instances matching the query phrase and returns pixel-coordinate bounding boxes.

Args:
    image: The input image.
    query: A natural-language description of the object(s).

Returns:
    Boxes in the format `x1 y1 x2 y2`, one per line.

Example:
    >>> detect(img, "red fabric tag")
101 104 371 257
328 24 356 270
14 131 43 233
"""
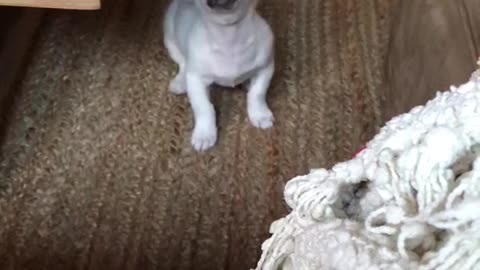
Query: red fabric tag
352 146 366 158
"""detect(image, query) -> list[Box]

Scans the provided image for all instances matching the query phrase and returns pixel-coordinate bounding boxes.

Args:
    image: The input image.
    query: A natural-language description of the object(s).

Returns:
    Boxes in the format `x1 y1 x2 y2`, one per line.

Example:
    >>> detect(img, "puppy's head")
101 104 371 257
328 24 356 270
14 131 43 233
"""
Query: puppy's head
197 0 257 25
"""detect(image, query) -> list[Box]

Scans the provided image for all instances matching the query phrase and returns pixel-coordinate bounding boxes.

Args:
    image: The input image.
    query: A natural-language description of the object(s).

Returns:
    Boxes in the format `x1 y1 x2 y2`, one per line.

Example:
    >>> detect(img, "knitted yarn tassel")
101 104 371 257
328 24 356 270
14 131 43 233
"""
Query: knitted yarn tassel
254 66 480 270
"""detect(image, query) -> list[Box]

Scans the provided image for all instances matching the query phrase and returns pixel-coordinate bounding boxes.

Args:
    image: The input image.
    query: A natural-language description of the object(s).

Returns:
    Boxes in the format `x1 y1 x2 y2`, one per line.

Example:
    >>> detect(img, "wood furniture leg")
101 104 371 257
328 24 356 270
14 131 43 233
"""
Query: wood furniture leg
0 0 100 10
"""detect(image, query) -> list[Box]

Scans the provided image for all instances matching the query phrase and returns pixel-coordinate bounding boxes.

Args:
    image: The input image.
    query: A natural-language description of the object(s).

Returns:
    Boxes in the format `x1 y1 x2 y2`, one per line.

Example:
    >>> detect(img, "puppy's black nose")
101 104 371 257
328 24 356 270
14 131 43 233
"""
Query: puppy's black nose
207 0 236 9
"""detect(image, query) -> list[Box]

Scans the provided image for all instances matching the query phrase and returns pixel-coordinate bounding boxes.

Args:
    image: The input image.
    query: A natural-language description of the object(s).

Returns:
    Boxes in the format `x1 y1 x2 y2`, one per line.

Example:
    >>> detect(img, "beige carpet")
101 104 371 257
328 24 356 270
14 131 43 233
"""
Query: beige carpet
0 0 394 269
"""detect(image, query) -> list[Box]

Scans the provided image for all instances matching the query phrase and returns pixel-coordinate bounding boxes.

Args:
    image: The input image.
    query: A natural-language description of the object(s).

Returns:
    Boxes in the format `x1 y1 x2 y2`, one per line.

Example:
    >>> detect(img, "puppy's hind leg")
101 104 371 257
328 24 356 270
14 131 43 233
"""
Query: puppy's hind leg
164 39 187 95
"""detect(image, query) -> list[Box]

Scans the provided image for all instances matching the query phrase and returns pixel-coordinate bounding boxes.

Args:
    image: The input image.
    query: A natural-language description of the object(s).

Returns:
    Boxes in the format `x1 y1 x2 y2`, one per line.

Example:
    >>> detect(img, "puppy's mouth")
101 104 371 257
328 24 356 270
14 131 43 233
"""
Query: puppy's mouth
206 0 238 12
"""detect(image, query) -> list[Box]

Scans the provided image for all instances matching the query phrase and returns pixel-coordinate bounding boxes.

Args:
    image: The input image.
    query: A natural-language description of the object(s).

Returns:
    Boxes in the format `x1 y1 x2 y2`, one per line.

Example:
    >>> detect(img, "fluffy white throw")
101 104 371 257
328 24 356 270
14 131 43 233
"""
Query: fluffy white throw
254 68 480 270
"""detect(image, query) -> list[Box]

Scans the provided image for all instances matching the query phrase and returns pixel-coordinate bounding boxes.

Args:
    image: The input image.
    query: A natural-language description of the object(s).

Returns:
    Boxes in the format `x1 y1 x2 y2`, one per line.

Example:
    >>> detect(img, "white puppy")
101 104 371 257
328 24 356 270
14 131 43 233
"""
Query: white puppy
163 0 275 151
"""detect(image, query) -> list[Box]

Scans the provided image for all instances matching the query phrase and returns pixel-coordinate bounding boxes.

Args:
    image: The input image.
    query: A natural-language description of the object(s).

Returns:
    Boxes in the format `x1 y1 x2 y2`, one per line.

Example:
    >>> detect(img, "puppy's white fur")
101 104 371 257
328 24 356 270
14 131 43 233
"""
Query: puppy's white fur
163 0 275 151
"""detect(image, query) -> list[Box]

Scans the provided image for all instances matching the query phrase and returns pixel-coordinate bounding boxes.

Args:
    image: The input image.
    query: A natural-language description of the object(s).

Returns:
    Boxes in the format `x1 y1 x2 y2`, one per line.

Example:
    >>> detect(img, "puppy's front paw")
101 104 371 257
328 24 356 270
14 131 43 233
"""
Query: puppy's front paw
248 105 274 129
169 75 186 95
191 123 217 151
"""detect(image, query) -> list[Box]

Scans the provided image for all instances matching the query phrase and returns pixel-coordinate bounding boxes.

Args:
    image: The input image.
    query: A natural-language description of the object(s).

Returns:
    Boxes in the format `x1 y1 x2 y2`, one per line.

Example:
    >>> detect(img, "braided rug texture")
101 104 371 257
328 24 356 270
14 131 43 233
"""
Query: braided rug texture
0 0 394 269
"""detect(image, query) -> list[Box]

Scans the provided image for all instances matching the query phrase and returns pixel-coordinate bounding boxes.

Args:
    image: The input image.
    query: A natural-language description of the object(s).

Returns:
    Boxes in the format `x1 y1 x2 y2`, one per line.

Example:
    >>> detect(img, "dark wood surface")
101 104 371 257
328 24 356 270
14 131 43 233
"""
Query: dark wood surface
383 0 480 122
0 7 44 143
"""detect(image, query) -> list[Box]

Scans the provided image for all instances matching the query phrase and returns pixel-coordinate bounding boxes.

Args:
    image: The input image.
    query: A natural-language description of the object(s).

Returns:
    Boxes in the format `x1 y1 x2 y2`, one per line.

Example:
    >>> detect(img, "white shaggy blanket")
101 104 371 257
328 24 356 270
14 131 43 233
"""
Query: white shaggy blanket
254 68 480 270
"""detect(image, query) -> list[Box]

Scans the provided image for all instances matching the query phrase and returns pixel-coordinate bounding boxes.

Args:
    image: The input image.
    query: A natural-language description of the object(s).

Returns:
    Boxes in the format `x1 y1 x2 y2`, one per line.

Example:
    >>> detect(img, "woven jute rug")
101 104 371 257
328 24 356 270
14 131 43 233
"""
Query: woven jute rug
0 0 394 269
